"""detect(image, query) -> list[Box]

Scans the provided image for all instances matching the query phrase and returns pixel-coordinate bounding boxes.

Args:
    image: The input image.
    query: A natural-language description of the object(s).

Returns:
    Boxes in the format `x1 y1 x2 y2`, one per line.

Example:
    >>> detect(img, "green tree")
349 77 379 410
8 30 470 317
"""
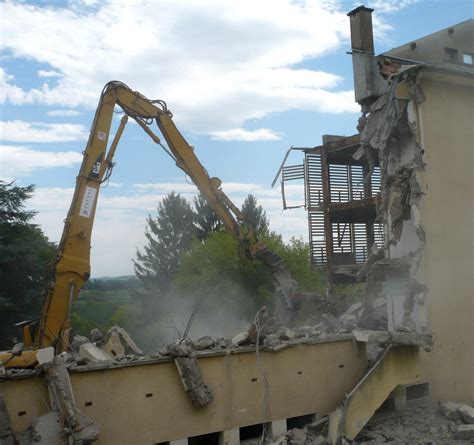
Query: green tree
174 231 270 300
263 235 324 293
241 194 269 235
134 192 195 292
0 182 56 348
193 192 222 240
172 231 324 313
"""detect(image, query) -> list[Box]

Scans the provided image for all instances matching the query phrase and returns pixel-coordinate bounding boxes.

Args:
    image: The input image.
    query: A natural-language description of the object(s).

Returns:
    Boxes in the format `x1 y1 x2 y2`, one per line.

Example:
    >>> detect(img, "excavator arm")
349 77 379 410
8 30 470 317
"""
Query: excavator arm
1 81 296 368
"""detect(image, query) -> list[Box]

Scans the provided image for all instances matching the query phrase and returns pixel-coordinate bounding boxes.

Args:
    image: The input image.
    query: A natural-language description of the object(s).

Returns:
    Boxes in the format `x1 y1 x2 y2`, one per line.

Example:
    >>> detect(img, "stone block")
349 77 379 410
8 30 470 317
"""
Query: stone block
36 347 55 365
30 412 64 445
79 343 112 362
439 401 463 420
231 331 249 346
454 424 474 440
459 405 474 424
101 330 125 358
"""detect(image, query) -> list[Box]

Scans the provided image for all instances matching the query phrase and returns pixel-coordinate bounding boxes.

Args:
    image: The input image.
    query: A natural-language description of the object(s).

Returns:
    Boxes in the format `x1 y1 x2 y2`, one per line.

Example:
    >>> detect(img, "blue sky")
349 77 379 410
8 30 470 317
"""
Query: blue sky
1 0 472 276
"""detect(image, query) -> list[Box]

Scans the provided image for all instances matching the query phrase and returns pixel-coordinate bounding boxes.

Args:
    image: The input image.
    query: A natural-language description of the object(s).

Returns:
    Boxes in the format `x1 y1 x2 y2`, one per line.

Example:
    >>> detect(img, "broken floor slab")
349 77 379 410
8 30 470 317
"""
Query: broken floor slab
102 325 143 357
352 329 433 346
79 343 112 362
27 411 64 445
42 354 100 444
174 356 213 408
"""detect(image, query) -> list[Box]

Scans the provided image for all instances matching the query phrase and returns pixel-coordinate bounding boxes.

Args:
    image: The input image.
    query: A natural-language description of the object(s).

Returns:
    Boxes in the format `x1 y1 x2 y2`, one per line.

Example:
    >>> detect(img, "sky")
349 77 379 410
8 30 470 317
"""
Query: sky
1 0 473 277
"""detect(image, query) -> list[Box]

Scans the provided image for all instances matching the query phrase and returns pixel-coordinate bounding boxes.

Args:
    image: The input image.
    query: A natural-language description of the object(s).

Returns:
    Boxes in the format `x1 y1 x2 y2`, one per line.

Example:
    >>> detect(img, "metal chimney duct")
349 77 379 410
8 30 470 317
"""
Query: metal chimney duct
348 6 375 54
347 6 387 110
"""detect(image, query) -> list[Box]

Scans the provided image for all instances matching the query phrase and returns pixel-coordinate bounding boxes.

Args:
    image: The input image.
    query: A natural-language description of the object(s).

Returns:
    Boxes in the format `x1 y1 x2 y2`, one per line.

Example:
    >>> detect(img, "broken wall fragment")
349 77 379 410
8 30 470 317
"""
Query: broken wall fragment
357 68 429 334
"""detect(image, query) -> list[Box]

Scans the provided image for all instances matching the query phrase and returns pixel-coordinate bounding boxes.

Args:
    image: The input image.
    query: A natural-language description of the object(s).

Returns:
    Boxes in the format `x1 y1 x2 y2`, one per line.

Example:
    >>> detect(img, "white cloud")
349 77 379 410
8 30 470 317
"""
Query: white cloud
210 128 281 141
0 68 45 105
0 120 88 143
46 109 81 117
132 182 197 194
368 0 418 14
0 145 82 180
38 69 62 78
0 0 361 134
29 180 306 276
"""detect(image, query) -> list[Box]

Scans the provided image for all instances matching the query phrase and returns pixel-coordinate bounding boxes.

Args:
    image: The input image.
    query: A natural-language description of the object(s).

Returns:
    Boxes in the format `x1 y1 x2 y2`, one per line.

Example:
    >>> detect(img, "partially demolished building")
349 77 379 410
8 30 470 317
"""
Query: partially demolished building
347 7 473 403
275 134 384 284
1 7 473 445
278 7 473 403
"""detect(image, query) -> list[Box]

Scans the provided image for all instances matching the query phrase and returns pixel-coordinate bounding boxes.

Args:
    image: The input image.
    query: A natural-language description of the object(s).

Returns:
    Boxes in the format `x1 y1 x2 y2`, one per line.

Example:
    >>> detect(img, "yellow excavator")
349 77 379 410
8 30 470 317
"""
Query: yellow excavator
0 81 297 368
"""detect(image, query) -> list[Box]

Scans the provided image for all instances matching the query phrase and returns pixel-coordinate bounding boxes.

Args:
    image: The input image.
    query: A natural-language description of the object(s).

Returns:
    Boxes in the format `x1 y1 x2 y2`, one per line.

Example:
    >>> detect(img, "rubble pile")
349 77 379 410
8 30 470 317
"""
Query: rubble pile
269 417 330 445
1 298 392 379
268 401 474 444
153 302 379 360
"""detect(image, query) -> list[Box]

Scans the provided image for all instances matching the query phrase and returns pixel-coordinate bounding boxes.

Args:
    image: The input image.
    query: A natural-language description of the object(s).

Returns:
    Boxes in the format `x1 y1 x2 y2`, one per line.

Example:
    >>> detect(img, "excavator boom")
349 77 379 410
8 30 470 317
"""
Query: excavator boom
1 81 296 368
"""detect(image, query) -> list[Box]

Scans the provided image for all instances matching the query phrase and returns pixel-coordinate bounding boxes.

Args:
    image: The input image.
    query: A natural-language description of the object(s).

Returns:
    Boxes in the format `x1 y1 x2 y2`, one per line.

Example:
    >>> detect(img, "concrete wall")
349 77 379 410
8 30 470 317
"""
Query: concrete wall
416 71 474 401
0 340 367 444
384 19 474 68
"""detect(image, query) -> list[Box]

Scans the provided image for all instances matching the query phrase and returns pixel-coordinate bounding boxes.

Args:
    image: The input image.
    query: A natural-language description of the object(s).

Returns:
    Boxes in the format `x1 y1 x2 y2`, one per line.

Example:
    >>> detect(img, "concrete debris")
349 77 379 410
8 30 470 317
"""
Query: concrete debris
71 334 90 352
293 326 321 338
440 400 474 424
232 331 250 346
280 328 296 341
27 411 64 445
272 404 474 445
352 330 432 347
459 405 474 424
41 354 100 443
339 302 363 329
356 404 472 444
286 428 307 444
160 338 195 357
312 435 328 445
355 69 429 336
103 325 143 356
439 400 464 420
63 351 90 367
90 328 104 344
192 336 216 350
101 329 125 358
271 426 328 445
79 342 113 362
247 306 281 342
306 416 328 435
455 424 474 440
174 356 213 407
36 347 55 365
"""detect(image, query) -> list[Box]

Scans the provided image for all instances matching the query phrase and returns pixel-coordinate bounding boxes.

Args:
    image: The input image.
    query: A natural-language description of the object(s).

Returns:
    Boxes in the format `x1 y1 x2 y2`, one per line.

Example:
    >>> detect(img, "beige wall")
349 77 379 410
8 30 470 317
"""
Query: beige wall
1 340 367 444
416 71 474 401
384 19 474 68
